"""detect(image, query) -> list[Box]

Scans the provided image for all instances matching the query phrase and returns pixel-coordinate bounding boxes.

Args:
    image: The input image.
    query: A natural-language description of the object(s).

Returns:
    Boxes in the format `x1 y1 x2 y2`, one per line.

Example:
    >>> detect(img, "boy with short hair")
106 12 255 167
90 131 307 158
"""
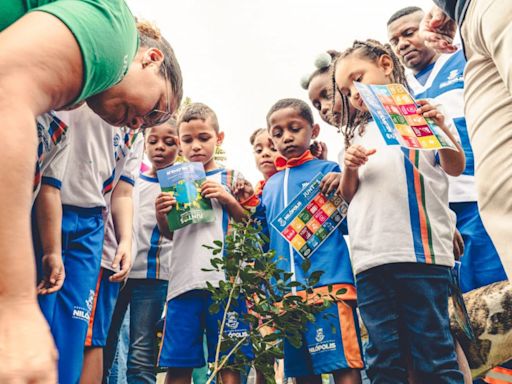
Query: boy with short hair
156 103 253 384
257 98 363 384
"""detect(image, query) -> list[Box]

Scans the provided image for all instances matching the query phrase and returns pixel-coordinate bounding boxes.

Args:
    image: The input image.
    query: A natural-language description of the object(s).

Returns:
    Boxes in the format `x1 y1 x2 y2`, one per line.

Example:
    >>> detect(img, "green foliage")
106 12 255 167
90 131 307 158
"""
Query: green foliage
202 218 332 384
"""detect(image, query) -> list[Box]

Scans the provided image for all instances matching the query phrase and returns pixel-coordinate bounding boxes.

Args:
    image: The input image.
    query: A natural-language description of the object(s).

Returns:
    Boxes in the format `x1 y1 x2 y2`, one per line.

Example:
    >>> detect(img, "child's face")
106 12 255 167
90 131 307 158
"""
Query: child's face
178 118 223 171
268 107 319 160
334 53 393 113
308 72 342 127
145 124 179 170
252 131 278 179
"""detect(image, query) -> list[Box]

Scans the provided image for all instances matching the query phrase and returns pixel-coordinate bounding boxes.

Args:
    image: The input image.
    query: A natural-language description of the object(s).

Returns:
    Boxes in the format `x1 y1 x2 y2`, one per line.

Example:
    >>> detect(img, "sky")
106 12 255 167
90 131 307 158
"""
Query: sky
127 0 434 183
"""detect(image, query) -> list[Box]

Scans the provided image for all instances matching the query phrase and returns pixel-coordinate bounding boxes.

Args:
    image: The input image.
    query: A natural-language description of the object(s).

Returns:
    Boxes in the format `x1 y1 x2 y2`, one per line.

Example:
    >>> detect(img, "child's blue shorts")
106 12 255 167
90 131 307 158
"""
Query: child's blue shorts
158 289 254 368
85 268 121 347
284 299 364 377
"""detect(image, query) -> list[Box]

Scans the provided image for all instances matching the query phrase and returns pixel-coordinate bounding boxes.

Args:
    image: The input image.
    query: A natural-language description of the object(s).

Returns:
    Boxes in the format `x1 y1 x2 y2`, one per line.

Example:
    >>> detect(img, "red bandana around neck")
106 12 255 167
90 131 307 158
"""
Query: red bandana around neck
274 150 315 171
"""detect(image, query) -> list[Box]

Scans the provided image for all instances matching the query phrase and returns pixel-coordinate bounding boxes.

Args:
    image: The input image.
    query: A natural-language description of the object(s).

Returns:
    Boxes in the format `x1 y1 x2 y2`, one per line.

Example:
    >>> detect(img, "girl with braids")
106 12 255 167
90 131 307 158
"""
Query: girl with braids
333 39 466 384
302 51 344 128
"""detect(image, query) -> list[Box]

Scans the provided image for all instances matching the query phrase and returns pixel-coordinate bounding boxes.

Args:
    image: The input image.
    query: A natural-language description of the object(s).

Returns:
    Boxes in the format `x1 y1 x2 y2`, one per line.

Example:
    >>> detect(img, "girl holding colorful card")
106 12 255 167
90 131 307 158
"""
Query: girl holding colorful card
332 39 465 384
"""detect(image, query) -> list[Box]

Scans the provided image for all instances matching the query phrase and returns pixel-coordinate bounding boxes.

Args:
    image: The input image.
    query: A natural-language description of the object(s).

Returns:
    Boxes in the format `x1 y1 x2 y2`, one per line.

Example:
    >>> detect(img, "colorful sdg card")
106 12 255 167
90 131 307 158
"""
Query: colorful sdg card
271 173 348 259
354 82 457 150
156 162 215 231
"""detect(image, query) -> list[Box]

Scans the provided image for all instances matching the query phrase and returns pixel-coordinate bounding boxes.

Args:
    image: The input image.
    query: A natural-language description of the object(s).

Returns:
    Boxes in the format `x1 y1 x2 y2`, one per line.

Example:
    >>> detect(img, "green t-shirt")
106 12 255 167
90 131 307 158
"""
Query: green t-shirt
0 0 139 103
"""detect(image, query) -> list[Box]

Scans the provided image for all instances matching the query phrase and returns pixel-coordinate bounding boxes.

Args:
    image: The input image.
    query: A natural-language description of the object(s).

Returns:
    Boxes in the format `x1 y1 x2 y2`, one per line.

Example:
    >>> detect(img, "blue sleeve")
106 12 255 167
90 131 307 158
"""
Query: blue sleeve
41 176 62 189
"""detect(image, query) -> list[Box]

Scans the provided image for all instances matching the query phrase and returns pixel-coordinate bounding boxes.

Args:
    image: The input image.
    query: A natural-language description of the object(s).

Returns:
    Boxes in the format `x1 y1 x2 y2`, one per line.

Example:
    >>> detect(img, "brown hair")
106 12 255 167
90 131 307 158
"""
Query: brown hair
137 20 183 114
332 39 408 148
249 128 266 145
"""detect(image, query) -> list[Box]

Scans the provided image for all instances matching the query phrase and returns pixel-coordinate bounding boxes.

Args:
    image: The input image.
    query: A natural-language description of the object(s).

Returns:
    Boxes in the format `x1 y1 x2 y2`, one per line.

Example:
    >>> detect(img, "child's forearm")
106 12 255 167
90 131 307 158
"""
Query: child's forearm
340 169 359 203
35 185 62 257
111 181 134 246
438 125 466 176
224 195 249 222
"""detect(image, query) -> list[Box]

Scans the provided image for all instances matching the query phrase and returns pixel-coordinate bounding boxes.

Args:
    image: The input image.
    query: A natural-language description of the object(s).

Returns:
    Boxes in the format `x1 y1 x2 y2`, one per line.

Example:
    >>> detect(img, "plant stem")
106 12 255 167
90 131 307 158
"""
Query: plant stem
213 265 241 374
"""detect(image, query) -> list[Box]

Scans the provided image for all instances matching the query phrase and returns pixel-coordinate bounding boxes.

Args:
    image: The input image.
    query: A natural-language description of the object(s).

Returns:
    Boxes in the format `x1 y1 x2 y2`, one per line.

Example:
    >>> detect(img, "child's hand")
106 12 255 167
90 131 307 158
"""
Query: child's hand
310 141 328 160
201 180 232 204
344 145 376 170
417 99 466 176
110 240 132 282
155 192 176 217
233 178 255 203
416 99 446 128
320 172 341 195
453 228 465 261
37 252 65 295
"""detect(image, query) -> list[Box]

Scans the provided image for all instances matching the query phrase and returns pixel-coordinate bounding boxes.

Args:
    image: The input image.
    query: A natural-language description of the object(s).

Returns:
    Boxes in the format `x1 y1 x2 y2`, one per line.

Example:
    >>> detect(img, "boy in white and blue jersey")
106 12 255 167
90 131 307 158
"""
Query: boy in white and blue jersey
387 6 507 293
82 128 144 382
37 104 138 384
33 112 70 296
156 103 253 384
103 120 178 383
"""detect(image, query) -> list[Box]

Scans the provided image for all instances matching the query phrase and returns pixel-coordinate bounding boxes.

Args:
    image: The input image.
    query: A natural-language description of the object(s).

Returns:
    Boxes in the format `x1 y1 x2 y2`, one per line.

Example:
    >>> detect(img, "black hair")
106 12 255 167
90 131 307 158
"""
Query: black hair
177 102 219 133
331 39 409 148
387 6 423 26
142 117 178 138
266 98 314 128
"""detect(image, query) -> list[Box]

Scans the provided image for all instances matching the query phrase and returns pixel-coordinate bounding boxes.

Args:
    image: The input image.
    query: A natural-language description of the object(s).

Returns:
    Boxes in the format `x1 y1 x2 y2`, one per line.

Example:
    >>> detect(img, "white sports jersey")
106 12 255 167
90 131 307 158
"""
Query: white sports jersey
56 105 138 208
101 132 144 271
167 168 242 301
128 174 172 280
342 121 455 275
407 50 476 202
33 112 70 202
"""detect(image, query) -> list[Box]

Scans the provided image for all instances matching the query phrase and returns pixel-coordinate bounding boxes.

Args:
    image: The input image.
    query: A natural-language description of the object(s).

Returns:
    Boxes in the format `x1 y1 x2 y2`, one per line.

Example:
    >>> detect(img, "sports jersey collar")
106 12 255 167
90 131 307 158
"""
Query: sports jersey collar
205 167 224 176
140 174 159 183
275 150 315 171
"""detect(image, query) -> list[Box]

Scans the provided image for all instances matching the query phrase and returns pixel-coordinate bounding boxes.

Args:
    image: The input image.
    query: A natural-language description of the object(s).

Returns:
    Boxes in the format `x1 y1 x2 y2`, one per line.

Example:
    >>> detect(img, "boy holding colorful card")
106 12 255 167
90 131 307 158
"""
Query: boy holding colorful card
256 98 363 384
155 102 253 384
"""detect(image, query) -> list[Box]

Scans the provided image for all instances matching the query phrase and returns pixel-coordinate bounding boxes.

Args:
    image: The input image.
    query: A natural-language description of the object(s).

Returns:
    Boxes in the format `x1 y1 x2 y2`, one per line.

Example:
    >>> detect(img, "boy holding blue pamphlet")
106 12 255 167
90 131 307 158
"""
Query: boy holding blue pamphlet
256 98 363 384
155 102 254 384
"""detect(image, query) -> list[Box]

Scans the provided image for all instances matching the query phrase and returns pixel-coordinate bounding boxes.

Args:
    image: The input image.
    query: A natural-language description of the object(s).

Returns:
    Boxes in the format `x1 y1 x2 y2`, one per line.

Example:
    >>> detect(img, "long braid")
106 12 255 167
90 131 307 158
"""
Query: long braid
332 39 409 148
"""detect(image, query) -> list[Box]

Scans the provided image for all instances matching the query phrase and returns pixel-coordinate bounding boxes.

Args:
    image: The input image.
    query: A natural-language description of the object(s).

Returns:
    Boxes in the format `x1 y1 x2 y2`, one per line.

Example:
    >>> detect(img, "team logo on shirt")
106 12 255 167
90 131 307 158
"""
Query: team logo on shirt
36 121 50 153
440 69 463 88
113 133 121 148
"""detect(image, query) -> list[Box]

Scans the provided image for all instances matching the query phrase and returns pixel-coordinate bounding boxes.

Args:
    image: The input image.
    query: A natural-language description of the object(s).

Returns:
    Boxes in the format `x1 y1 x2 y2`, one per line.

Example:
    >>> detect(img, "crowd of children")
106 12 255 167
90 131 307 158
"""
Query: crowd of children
24 6 511 384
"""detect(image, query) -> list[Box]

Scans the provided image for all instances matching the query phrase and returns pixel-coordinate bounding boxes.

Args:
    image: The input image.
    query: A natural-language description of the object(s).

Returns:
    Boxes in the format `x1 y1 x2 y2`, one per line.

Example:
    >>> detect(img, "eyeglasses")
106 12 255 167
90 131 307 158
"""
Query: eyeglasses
141 67 172 129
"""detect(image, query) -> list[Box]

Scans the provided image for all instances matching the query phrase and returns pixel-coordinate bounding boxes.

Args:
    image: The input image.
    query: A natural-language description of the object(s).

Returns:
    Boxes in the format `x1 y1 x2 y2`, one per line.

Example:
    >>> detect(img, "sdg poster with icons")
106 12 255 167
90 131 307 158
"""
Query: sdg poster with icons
271 173 348 259
354 82 456 150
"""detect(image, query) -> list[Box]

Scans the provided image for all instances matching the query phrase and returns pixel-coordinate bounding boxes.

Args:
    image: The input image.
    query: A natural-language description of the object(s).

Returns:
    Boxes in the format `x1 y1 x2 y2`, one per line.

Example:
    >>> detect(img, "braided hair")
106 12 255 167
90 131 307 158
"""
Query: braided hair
331 39 408 148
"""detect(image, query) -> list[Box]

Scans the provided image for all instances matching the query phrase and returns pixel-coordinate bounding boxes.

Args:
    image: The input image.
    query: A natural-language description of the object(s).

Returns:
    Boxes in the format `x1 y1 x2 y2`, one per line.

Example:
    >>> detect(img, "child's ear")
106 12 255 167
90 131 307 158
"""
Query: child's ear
378 54 394 79
216 131 225 145
311 123 320 140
